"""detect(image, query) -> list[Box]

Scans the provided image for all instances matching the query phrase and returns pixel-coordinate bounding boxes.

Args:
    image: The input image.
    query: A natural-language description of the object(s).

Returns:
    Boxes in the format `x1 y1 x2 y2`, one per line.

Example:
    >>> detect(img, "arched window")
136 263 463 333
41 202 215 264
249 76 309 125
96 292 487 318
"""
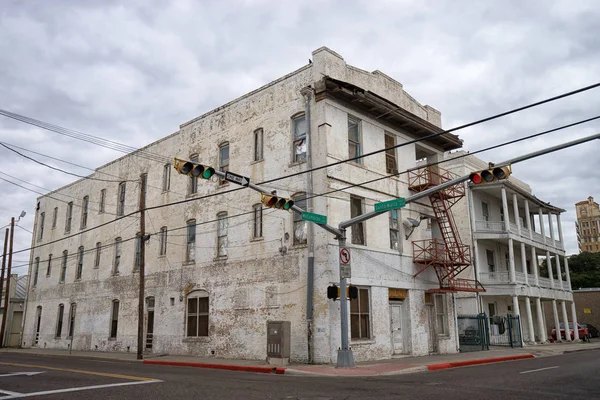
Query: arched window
55 303 65 338
189 154 199 194
186 290 209 337
292 113 306 163
67 303 77 338
110 300 120 338
292 193 307 245
219 142 229 185
217 212 228 257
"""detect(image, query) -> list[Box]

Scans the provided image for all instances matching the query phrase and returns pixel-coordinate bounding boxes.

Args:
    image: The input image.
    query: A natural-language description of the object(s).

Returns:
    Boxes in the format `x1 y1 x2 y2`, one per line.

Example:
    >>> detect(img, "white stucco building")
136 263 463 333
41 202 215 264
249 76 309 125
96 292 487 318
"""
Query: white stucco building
446 152 579 344
23 47 469 363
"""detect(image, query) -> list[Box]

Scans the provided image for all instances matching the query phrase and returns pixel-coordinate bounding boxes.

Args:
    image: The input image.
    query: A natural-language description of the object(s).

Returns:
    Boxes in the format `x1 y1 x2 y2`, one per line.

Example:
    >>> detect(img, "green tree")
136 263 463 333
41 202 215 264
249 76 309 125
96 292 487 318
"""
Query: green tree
541 252 600 289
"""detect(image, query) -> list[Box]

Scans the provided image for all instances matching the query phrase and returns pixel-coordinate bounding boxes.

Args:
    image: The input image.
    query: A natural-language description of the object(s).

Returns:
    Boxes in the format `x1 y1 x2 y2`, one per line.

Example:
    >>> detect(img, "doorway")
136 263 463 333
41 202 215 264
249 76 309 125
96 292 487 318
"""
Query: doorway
390 302 405 355
145 297 155 350
34 306 42 346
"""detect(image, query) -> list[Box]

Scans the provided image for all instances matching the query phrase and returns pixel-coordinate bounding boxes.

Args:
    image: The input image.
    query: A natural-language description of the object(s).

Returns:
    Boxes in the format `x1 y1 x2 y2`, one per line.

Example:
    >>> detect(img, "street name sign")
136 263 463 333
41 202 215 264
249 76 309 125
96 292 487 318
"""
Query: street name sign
374 198 406 213
301 211 327 225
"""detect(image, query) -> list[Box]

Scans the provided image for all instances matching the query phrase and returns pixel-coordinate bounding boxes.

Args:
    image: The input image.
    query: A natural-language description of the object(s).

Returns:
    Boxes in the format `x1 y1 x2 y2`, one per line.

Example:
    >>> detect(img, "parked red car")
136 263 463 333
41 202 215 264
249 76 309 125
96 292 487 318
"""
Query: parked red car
551 323 589 340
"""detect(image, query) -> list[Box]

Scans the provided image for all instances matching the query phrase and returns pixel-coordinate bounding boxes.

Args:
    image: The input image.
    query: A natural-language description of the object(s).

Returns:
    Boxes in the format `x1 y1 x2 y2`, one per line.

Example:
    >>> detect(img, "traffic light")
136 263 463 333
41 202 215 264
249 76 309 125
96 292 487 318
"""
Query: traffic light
327 285 358 301
174 158 215 179
469 164 512 185
261 193 294 210
348 285 358 300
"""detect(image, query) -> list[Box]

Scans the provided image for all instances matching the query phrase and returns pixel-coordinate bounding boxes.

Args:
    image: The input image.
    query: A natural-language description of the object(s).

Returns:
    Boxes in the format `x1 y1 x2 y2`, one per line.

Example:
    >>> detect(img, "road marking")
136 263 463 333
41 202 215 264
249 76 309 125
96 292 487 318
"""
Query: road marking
519 366 559 374
0 379 161 399
0 362 155 381
0 372 45 378
0 389 23 396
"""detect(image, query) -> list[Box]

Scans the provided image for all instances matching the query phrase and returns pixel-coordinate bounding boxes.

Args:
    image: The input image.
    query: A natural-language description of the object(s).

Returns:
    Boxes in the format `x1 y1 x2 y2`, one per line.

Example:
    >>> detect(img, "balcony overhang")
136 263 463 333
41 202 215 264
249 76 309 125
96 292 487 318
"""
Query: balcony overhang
470 181 566 214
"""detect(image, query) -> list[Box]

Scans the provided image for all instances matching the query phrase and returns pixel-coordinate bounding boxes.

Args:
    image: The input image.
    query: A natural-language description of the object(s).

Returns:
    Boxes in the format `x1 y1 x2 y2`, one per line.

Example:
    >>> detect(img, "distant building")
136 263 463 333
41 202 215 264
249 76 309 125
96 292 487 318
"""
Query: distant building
1 274 27 347
575 196 600 253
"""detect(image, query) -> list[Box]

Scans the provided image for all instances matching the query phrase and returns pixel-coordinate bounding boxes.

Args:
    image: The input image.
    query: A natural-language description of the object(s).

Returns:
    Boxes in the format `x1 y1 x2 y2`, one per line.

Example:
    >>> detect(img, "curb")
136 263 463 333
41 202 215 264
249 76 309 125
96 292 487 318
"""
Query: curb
427 354 534 371
143 360 286 374
283 365 427 377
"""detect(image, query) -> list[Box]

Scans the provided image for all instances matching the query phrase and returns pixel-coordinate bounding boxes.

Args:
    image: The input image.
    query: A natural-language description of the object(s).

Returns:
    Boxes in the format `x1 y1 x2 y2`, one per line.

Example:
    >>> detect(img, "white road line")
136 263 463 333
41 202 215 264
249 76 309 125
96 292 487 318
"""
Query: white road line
0 389 23 396
0 379 162 399
519 366 559 374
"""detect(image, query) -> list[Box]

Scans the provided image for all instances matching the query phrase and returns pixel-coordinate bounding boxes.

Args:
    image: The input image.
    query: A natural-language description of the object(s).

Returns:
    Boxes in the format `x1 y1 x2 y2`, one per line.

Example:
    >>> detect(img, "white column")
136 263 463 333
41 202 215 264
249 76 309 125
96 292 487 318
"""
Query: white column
546 251 555 288
512 296 524 346
513 193 521 236
508 239 516 283
552 300 562 342
525 200 533 239
531 246 539 286
539 209 546 244
564 257 572 291
525 297 535 343
473 240 480 281
548 213 556 247
520 243 529 285
561 301 572 342
535 297 547 342
557 214 564 244
554 254 563 290
502 187 511 232
571 301 580 341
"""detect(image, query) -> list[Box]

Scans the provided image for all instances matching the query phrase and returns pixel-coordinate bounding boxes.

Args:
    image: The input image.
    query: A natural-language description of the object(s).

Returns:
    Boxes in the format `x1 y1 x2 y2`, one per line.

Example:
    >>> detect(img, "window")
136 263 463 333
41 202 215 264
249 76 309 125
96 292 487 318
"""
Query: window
81 196 89 229
52 207 58 228
76 246 84 280
38 212 45 241
162 164 171 191
117 182 126 216
56 304 64 338
189 154 198 194
186 290 209 337
350 196 365 245
390 209 399 250
482 202 489 221
253 204 263 239
384 133 397 174
500 207 505 222
65 202 73 232
60 250 68 283
348 116 361 163
293 194 307 245
434 294 448 335
217 212 228 257
292 114 307 163
219 143 229 185
46 254 52 276
140 173 148 207
99 189 106 214
254 128 263 162
110 300 119 338
159 226 167 256
350 287 370 339
134 233 141 271
67 303 76 338
94 242 101 268
186 220 196 262
486 250 495 273
113 237 122 274
33 257 40 287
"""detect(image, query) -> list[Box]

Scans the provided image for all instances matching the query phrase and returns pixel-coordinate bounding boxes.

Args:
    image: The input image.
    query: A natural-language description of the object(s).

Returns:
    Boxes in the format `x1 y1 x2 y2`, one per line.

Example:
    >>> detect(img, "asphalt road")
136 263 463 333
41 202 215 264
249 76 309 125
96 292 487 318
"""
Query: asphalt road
0 350 598 399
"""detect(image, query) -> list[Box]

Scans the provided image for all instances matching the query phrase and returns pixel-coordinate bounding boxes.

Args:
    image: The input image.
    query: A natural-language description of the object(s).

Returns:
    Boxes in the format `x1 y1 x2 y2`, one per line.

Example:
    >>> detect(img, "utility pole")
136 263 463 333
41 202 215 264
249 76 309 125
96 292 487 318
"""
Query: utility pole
0 218 14 348
137 176 146 360
0 228 9 339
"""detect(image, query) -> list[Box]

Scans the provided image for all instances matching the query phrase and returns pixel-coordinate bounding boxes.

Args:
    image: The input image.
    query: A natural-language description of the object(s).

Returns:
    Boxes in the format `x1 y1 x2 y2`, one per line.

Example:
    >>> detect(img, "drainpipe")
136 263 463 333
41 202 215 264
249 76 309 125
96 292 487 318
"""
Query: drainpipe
301 87 315 364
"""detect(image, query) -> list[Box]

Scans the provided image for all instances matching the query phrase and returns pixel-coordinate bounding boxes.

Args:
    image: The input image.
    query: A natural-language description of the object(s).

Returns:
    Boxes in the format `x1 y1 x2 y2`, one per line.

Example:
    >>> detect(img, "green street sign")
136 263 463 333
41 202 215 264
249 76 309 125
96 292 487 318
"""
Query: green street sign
374 198 406 213
302 211 327 225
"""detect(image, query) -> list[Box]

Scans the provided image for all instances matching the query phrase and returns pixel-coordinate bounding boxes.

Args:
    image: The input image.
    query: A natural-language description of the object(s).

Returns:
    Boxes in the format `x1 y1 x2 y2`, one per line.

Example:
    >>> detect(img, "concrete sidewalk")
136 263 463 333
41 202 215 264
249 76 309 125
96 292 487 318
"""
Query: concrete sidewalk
2 340 599 377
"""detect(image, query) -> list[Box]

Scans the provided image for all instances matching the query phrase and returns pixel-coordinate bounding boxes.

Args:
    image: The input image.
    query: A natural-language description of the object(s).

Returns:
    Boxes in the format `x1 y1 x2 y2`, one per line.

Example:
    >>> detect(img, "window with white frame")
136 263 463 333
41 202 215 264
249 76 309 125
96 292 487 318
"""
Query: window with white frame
219 143 229 185
292 114 307 163
60 250 68 283
117 182 126 216
217 212 228 257
350 287 370 339
350 195 365 245
33 257 40 287
99 189 106 214
482 202 489 221
159 226 167 256
434 294 448 335
110 300 119 338
65 202 73 232
76 246 84 280
163 164 171 192
38 212 45 241
46 254 52 276
189 154 198 194
292 194 307 245
113 237 122 274
253 204 262 239
486 249 495 273
81 196 89 229
56 303 64 338
384 133 397 174
94 242 101 268
348 116 361 163
186 290 209 337
390 209 399 250
52 207 58 228
186 220 196 262
254 128 263 162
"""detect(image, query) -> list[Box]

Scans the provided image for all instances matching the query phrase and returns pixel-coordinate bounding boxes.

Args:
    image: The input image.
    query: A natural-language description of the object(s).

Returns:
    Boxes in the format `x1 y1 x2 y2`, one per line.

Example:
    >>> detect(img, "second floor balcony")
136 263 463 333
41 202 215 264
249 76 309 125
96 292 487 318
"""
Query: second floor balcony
479 271 570 291
474 219 564 251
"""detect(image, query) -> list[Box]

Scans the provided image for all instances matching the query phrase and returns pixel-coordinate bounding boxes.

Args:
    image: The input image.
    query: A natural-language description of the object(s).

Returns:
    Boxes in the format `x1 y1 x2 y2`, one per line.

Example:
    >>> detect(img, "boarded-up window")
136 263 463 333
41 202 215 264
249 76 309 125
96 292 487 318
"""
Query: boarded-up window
350 287 370 339
385 133 397 174
350 196 365 245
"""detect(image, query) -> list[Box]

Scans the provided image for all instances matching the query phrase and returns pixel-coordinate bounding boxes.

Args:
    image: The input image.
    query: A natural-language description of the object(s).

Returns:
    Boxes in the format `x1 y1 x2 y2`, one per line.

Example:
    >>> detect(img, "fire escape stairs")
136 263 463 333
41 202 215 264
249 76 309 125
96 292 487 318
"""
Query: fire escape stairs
409 166 485 293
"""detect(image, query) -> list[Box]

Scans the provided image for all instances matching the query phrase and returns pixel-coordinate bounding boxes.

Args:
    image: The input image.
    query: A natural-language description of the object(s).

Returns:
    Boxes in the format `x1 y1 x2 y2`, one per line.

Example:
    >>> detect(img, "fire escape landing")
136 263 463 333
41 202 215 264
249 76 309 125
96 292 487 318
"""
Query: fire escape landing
409 166 485 293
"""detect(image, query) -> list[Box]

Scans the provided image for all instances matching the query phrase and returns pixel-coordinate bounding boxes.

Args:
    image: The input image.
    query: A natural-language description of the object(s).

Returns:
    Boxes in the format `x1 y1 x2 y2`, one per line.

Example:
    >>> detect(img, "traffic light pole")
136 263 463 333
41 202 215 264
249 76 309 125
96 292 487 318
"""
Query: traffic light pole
137 175 146 360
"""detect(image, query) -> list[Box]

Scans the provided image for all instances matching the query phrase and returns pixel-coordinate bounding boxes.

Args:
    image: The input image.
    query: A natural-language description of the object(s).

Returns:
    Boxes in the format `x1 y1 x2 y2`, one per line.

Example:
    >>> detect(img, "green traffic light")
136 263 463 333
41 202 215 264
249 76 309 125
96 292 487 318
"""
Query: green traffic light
202 167 215 179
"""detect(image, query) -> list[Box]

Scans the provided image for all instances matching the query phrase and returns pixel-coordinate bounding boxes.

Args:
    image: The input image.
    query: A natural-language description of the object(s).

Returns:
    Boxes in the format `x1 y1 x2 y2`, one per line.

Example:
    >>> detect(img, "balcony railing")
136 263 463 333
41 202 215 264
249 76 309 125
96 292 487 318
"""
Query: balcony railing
479 272 510 284
474 220 563 250
478 272 572 291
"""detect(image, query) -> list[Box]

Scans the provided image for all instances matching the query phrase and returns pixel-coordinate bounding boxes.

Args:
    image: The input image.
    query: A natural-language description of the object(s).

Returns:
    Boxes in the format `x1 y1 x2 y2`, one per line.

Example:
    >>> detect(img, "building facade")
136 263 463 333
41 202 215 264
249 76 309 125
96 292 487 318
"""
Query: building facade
22 47 467 362
576 196 600 253
1 274 26 347
445 152 579 344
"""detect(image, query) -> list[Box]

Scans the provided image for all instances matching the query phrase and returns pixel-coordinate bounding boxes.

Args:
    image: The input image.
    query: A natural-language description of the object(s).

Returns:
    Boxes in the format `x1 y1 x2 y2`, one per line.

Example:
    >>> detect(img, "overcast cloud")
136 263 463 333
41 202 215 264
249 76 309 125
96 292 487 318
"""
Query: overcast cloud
1 0 599 275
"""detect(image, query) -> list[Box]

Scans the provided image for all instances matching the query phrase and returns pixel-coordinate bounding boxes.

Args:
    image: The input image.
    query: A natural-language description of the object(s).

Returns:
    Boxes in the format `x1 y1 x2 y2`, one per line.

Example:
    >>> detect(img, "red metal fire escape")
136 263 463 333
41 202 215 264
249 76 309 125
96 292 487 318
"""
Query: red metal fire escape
408 166 485 293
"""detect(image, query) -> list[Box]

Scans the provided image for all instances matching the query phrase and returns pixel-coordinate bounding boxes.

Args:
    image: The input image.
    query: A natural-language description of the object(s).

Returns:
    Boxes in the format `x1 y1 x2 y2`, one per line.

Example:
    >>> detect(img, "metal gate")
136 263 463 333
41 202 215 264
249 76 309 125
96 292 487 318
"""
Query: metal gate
457 313 489 352
489 314 522 347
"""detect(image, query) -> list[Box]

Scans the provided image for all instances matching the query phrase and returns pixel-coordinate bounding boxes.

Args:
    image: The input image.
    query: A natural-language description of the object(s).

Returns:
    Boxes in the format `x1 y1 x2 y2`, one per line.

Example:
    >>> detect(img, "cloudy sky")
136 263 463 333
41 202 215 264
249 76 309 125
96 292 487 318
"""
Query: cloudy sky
1 0 599 275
